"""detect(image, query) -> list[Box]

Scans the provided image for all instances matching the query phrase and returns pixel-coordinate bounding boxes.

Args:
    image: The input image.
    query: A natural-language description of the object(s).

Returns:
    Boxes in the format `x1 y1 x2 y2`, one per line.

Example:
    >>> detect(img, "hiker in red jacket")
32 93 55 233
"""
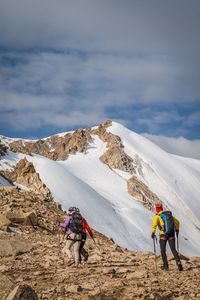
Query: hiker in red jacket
80 216 93 262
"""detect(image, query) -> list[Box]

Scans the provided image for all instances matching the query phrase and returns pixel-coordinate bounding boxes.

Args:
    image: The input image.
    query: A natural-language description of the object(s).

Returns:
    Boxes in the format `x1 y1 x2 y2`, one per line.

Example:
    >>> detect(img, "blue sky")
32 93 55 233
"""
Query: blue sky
0 0 200 158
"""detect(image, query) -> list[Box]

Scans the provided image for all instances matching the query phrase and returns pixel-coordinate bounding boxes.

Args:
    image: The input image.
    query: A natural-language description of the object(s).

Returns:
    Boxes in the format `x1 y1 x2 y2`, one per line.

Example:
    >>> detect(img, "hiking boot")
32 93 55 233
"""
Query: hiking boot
177 262 183 271
161 265 169 271
74 262 81 268
83 252 89 262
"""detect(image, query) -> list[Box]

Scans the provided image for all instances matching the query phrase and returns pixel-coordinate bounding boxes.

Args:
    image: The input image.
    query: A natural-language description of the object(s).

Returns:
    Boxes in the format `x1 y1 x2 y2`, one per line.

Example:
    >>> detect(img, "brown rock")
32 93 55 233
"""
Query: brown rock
2 158 52 199
9 128 92 161
100 146 134 174
93 121 135 174
76 285 83 292
0 273 15 300
0 140 8 157
131 270 147 279
0 213 11 231
149 293 162 300
127 176 161 211
113 244 123 252
103 268 116 275
66 128 91 154
0 240 32 257
6 211 38 226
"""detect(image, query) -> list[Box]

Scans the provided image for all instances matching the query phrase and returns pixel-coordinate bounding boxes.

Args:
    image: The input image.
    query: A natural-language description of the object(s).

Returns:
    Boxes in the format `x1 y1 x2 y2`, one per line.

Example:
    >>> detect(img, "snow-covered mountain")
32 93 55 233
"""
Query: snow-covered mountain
0 121 200 256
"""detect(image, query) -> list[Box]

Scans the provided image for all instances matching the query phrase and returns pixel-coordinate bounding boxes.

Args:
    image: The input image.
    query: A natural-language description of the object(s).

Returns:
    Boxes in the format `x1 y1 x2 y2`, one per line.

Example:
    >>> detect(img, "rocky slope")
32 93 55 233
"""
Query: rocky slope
0 187 200 300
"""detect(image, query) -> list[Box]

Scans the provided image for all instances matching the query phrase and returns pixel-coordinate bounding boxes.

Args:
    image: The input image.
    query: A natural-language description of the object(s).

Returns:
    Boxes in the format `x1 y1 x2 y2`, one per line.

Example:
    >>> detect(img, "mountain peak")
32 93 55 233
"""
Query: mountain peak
0 120 200 256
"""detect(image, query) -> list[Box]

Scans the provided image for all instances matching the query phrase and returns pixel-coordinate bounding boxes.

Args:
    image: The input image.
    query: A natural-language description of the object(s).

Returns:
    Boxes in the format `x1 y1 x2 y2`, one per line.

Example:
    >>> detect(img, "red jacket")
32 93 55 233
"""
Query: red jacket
82 218 93 235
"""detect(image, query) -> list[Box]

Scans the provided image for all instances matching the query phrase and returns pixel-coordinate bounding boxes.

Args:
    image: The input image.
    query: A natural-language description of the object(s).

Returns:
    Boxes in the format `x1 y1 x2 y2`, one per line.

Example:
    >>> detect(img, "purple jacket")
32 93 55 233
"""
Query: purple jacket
60 215 73 235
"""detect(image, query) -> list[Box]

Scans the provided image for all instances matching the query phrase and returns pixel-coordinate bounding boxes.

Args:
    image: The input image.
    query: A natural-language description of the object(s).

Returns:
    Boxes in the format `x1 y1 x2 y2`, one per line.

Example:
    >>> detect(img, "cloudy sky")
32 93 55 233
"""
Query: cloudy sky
0 0 200 158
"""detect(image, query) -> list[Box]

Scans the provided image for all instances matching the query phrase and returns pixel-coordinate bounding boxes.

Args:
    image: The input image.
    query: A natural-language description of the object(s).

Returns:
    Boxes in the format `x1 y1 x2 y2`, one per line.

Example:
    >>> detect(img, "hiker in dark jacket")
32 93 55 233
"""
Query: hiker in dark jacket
80 216 93 262
151 203 183 271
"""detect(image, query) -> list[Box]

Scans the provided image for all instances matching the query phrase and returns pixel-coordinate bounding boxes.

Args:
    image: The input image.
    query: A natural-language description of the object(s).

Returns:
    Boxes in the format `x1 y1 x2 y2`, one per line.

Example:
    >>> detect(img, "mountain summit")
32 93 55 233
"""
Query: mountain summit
0 120 200 256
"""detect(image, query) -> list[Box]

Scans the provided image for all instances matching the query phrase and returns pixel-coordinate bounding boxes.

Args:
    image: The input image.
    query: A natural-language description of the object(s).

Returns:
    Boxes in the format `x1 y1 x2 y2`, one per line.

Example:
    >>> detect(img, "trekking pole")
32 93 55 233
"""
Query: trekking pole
91 236 99 248
153 235 158 271
176 232 179 255
60 228 67 245
91 235 103 254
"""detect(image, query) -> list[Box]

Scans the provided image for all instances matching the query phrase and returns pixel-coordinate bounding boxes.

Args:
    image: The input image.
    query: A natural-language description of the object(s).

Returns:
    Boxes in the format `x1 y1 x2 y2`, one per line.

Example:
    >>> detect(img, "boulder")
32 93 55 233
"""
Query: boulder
6 211 38 226
131 270 147 279
0 240 32 257
0 273 15 300
6 284 39 300
0 213 11 231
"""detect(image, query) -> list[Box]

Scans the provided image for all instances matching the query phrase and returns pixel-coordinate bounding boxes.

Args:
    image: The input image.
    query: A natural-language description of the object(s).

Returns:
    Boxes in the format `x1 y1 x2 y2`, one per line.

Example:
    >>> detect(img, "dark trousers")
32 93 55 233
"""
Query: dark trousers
160 237 180 267
79 233 88 261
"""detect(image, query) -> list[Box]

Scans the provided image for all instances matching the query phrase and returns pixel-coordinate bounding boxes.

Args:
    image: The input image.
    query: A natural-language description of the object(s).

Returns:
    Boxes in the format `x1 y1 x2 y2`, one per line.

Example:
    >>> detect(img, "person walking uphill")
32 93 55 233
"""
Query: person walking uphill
80 215 93 262
60 207 83 267
151 203 183 271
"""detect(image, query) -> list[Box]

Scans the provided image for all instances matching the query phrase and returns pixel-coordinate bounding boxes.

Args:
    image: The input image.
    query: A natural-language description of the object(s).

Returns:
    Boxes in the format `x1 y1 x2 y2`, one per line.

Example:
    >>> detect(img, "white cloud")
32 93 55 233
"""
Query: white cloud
0 0 200 56
0 1 199 138
143 134 200 159
0 50 199 133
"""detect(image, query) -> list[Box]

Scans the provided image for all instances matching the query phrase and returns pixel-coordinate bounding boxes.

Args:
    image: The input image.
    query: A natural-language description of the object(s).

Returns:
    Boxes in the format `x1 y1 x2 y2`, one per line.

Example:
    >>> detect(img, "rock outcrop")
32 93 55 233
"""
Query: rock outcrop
9 128 92 161
0 141 7 157
0 186 64 234
128 176 161 211
2 158 52 199
93 120 135 174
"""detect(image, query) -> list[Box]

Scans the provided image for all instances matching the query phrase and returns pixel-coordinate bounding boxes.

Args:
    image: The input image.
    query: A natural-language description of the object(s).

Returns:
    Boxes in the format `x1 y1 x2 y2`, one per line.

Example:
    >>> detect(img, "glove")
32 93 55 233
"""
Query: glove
176 230 179 237
151 232 155 239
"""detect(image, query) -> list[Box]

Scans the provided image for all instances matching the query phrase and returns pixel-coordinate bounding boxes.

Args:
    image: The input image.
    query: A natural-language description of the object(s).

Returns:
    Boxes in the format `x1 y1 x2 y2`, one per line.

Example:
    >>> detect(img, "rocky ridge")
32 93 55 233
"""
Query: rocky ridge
9 128 92 161
0 120 163 212
92 120 135 174
0 187 200 300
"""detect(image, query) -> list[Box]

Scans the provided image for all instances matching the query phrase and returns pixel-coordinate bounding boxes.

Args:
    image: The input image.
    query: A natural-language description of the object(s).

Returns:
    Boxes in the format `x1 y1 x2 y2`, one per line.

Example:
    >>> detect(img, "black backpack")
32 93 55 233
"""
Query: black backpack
68 212 83 234
160 211 175 236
